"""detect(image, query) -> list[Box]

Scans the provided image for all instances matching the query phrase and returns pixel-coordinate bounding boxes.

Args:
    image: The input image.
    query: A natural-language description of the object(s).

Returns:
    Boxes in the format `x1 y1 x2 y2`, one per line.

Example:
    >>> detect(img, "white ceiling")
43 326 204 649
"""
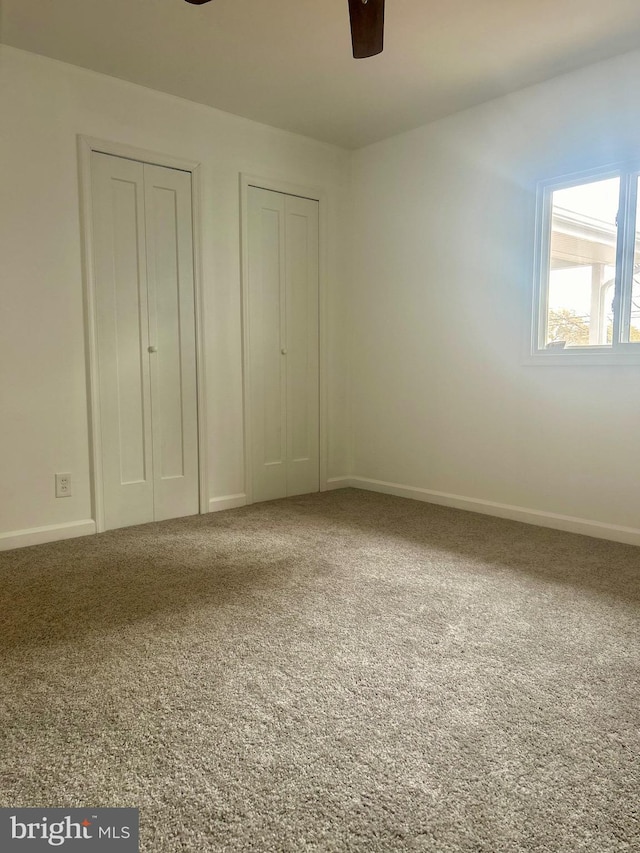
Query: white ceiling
3 0 640 149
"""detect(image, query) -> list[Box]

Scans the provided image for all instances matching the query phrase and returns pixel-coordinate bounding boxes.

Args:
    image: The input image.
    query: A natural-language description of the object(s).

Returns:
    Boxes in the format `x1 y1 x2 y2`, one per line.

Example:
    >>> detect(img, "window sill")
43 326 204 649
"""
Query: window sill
525 347 640 366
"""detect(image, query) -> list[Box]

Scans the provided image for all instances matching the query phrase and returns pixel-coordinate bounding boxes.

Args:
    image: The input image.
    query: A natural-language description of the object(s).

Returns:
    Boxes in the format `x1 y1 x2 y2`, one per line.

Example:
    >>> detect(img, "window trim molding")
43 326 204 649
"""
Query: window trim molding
528 160 640 366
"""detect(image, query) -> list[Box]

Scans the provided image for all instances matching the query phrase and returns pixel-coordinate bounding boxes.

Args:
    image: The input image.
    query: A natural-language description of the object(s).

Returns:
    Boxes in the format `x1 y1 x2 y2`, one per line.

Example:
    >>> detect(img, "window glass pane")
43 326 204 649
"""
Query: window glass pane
631 178 640 342
545 177 619 348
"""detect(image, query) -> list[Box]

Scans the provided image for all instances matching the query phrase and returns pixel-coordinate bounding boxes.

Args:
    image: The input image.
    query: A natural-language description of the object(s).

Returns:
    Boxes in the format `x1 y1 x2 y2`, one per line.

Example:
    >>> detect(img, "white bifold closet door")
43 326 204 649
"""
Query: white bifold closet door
247 186 319 503
91 152 199 530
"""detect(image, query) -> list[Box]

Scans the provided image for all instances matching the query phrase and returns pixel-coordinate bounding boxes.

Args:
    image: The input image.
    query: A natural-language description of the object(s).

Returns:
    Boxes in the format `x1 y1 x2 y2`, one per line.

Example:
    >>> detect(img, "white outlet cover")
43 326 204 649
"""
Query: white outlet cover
55 472 72 497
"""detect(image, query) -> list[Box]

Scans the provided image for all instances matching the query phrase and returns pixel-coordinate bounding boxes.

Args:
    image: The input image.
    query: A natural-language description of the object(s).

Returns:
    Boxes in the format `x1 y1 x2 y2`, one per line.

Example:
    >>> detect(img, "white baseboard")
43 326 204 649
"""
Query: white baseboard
324 477 352 491
346 476 640 548
208 493 247 513
0 519 97 552
3 485 635 550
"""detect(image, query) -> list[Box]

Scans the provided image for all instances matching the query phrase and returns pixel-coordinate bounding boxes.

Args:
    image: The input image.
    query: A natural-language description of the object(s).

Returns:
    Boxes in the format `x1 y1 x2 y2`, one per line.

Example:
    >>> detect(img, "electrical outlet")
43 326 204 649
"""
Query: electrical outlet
55 473 72 498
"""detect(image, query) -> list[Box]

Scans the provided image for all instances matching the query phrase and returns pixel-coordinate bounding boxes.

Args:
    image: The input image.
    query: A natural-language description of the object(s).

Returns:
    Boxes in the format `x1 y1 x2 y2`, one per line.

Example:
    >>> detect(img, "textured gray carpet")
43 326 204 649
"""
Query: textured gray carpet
0 488 638 852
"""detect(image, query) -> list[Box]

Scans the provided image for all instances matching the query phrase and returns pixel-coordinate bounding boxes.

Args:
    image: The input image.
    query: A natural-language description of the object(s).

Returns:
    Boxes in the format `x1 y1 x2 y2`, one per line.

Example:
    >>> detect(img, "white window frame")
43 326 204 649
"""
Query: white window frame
530 161 640 365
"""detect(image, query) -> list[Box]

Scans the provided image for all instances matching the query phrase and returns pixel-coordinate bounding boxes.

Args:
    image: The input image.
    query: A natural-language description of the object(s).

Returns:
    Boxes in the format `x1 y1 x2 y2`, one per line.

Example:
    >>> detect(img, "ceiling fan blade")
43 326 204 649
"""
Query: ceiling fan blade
348 0 385 59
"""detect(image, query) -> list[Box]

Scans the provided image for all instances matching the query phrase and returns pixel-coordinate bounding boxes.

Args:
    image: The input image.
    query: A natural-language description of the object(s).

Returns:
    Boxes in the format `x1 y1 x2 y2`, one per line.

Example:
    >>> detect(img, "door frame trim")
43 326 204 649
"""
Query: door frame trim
78 135 208 532
240 173 328 504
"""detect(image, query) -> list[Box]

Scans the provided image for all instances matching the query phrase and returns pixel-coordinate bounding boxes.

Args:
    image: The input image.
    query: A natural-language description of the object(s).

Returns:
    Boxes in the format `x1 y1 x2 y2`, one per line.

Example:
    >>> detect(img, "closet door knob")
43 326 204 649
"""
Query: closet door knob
281 348 287 355
148 345 158 353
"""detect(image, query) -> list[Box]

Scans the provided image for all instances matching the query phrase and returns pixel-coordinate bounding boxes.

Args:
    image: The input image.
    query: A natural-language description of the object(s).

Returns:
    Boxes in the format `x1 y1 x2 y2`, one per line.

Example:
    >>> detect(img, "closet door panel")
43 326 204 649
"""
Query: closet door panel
144 164 199 522
91 152 154 529
285 195 319 496
247 186 287 502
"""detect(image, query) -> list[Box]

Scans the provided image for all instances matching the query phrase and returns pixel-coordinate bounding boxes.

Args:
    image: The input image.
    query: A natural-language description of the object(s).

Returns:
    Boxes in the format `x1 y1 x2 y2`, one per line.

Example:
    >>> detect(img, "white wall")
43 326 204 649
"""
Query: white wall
3 43 640 551
0 46 351 547
349 49 640 543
